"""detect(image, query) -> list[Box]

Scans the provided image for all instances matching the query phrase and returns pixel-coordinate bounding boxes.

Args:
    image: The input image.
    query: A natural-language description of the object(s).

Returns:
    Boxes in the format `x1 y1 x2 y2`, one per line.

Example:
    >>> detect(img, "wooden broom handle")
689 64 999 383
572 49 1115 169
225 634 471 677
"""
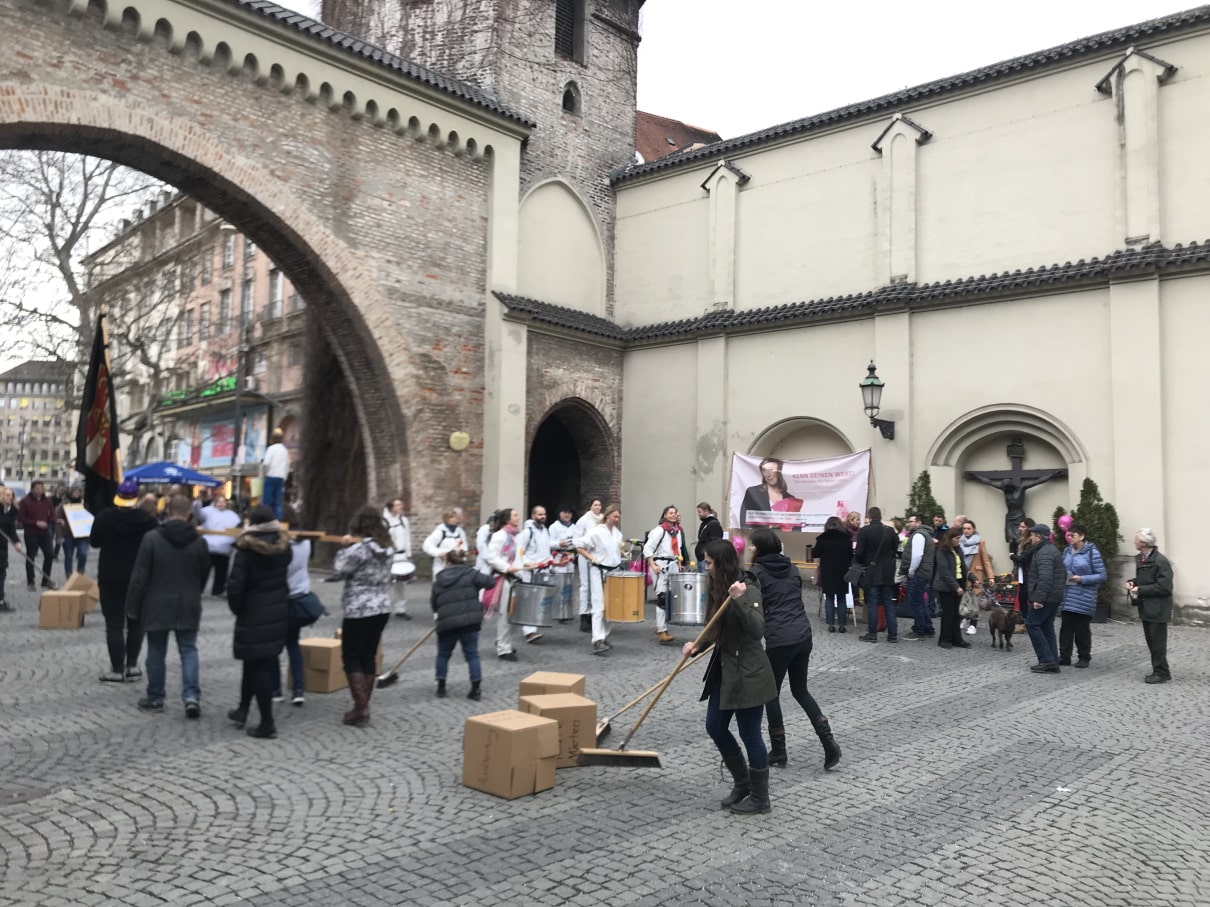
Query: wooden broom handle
617 598 733 751
383 626 436 674
603 646 714 724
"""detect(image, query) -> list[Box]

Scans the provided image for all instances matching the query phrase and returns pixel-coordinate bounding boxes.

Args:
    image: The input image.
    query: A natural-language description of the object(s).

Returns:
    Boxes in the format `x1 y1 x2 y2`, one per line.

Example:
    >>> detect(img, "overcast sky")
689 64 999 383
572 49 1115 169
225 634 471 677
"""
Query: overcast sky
635 0 1194 137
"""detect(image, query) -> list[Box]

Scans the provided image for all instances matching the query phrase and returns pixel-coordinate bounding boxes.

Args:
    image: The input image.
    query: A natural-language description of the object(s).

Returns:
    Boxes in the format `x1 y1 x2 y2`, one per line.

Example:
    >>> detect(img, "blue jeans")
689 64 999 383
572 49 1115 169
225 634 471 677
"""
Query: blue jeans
145 629 200 705
273 623 304 696
262 476 284 519
1025 600 1061 665
61 537 90 575
704 684 768 770
436 629 481 683
907 575 933 635
865 584 897 637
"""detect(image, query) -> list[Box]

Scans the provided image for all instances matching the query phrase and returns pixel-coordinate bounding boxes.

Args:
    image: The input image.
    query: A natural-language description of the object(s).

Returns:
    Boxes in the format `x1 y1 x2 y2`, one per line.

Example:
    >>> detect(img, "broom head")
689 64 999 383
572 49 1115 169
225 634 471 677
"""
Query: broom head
576 747 662 768
375 671 399 689
594 719 611 745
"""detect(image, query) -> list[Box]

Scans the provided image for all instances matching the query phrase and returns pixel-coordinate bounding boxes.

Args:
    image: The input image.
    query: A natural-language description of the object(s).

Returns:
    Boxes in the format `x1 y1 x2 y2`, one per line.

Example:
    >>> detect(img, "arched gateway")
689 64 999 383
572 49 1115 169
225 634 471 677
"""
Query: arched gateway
0 0 531 530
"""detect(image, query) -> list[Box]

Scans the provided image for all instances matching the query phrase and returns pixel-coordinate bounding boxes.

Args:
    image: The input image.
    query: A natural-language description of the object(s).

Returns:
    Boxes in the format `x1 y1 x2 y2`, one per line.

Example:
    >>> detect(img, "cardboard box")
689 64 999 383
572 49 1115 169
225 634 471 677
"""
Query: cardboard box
518 693 597 768
39 590 87 629
462 709 559 799
517 671 586 702
62 573 101 614
291 637 381 693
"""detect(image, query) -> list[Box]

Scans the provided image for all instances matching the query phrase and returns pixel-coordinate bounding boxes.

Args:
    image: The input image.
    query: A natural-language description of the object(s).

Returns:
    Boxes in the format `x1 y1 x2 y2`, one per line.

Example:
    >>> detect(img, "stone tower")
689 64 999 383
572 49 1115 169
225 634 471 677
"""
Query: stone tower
400 0 642 314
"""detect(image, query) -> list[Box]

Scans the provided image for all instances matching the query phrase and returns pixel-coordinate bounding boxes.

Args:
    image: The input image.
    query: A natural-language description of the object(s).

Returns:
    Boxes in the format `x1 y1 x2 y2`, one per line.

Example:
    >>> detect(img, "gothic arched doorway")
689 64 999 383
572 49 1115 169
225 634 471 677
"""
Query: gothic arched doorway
527 400 616 516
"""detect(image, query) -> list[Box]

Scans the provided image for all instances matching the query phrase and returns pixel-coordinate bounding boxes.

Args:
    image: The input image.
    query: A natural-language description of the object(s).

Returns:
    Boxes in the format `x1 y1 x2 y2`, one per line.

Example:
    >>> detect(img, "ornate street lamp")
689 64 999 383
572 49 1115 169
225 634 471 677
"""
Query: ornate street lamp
859 361 896 441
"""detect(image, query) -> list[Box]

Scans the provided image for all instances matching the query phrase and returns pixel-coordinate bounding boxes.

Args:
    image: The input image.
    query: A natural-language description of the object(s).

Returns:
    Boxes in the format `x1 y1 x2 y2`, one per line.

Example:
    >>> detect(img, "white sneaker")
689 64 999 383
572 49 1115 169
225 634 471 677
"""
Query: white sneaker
966 625 977 635
272 694 284 703
960 619 970 630
292 694 305 707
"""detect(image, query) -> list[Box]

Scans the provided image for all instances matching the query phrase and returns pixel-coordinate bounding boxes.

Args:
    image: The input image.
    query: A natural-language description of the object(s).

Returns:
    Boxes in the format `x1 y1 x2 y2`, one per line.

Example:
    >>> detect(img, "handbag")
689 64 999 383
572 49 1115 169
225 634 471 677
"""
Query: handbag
288 591 325 628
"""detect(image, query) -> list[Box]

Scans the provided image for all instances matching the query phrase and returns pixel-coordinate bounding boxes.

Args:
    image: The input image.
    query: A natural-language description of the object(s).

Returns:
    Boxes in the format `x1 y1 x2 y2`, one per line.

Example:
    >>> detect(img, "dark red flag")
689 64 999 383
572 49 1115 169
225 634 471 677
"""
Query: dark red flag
75 314 123 513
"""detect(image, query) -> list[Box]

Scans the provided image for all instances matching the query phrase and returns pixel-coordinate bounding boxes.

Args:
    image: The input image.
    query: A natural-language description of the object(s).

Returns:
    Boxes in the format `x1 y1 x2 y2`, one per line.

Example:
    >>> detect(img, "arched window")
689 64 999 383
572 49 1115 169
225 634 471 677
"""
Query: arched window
562 81 582 115
555 0 586 64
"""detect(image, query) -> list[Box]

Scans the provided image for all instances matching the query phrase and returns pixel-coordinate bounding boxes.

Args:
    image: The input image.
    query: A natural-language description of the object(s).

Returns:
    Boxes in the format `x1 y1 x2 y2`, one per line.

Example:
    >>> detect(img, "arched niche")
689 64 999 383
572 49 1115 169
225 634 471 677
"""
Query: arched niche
748 417 855 461
526 398 616 516
517 179 606 315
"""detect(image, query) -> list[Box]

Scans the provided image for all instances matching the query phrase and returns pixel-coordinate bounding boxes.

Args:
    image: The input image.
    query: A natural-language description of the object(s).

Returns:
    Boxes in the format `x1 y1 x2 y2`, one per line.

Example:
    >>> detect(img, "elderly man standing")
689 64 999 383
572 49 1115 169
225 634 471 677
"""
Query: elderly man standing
900 513 937 640
125 496 211 715
1024 522 1068 674
261 428 290 520
18 480 56 590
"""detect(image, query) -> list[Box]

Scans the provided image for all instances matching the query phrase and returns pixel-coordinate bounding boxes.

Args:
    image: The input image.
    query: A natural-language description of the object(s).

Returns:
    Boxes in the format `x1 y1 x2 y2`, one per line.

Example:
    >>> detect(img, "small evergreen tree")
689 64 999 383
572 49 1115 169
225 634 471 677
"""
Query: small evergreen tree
906 470 945 524
1052 505 1069 551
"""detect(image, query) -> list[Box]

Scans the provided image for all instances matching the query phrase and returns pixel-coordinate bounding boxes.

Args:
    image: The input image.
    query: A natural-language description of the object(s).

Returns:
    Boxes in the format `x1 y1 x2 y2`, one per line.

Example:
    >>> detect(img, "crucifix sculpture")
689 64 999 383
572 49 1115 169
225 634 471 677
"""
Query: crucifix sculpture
964 438 1068 544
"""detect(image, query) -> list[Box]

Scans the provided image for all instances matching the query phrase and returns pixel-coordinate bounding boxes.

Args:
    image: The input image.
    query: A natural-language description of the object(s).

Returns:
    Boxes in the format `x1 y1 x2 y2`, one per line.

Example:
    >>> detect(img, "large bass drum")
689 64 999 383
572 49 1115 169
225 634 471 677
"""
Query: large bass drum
507 582 554 627
668 572 708 625
536 572 575 621
604 571 646 623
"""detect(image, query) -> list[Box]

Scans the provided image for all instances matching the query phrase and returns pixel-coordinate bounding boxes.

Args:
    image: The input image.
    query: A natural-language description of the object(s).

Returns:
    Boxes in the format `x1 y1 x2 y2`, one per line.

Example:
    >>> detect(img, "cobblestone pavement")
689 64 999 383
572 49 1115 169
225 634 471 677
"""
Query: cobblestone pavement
2 565 1208 906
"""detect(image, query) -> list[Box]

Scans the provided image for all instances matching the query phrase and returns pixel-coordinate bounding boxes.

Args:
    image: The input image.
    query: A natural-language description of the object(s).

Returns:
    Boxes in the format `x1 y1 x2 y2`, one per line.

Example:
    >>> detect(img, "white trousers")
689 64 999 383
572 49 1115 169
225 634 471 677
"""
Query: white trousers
587 566 611 643
653 563 679 632
390 578 407 614
495 588 537 655
577 555 592 615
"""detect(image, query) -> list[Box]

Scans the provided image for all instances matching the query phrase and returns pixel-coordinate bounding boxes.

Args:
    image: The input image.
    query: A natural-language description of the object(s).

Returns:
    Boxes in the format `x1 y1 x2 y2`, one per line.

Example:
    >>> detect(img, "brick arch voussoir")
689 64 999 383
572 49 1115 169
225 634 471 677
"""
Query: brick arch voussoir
0 88 409 503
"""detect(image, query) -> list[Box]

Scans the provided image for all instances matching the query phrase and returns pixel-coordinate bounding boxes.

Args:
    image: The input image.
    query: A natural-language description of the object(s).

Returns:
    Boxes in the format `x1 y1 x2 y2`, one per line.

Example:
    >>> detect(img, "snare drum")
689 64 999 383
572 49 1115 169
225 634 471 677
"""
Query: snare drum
605 571 645 622
536 572 575 620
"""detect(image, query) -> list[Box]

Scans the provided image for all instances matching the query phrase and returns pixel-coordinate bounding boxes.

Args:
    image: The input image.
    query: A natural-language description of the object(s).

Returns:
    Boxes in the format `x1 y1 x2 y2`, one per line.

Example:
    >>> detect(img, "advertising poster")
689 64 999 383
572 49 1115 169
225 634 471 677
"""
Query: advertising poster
728 450 871 532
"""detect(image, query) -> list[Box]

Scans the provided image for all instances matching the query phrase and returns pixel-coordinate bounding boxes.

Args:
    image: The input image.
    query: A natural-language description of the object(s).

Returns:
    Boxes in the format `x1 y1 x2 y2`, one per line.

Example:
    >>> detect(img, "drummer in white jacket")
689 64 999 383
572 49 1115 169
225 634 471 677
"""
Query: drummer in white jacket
516 507 553 643
421 508 468 579
574 499 604 633
575 504 624 657
383 498 413 619
486 508 543 660
643 505 688 646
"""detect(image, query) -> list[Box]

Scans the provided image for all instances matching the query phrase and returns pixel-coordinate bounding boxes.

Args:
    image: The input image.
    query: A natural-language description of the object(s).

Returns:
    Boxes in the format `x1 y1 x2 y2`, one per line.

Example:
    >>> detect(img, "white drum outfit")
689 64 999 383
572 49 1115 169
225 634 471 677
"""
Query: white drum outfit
577 522 624 652
384 509 413 617
643 522 688 635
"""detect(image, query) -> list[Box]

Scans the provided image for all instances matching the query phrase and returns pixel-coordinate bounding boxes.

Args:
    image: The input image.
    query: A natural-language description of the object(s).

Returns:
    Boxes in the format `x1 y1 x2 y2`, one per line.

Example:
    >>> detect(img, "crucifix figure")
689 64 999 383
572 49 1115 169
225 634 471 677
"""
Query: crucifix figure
964 438 1068 544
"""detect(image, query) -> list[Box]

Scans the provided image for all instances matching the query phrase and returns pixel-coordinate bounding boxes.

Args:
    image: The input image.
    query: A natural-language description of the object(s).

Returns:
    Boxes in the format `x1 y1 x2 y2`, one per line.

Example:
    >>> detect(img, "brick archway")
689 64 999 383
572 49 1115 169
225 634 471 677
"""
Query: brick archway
526 398 617 516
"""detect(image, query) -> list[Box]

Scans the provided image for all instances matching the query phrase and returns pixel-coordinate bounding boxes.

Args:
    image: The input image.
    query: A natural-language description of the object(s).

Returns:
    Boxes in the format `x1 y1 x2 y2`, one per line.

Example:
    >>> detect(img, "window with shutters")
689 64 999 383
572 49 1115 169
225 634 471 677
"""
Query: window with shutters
555 0 586 63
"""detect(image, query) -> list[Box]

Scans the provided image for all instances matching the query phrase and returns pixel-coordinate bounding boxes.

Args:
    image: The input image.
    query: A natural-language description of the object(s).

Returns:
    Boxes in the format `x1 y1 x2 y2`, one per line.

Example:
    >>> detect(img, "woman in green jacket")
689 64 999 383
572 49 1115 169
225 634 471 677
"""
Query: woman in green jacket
1125 528 1174 684
684 538 778 816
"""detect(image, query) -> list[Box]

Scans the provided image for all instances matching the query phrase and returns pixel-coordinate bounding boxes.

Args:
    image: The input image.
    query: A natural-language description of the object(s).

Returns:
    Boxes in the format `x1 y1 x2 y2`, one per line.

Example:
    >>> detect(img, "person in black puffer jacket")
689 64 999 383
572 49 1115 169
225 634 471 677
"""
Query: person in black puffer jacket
431 548 496 700
226 505 291 738
749 529 842 772
90 479 159 681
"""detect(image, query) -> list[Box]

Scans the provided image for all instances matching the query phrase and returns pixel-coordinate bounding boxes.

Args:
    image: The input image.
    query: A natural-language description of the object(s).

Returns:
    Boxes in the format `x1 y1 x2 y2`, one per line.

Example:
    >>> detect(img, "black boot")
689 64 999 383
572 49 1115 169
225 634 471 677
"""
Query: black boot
467 680 481 701
436 679 447 698
730 767 771 814
227 707 248 729
769 728 788 768
720 755 749 809
814 716 842 771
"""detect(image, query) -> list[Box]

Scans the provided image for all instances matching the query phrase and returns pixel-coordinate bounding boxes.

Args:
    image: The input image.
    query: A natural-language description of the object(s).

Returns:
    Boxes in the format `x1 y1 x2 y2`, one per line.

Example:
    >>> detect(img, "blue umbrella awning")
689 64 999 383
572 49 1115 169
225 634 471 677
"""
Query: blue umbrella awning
124 461 224 488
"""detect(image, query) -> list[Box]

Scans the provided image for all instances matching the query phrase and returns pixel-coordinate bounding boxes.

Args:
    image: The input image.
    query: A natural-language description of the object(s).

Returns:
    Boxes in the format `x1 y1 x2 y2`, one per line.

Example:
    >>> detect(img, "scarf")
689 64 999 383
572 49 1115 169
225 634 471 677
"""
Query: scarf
501 524 518 560
660 520 681 558
953 550 964 581
959 532 981 565
241 519 283 536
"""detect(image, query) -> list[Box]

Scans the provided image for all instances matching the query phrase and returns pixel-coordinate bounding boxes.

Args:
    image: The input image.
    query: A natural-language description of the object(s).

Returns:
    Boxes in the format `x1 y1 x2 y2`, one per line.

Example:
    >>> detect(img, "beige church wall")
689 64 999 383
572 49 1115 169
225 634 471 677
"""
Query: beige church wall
913 67 1118 281
731 135 879 309
1158 51 1210 243
1159 275 1210 607
614 172 710 325
619 343 701 532
517 180 606 315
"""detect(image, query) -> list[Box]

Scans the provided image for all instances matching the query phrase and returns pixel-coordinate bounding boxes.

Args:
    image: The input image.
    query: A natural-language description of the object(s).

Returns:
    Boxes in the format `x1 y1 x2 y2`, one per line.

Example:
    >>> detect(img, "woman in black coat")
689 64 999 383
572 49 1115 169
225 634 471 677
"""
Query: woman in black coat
430 548 496 700
933 528 971 650
750 529 841 772
226 505 291 738
812 517 853 632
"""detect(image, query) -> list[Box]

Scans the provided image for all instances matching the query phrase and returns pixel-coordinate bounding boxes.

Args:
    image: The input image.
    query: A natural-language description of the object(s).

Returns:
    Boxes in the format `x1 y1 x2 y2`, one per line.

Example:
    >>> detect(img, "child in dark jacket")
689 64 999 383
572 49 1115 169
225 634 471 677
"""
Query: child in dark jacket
431 549 495 700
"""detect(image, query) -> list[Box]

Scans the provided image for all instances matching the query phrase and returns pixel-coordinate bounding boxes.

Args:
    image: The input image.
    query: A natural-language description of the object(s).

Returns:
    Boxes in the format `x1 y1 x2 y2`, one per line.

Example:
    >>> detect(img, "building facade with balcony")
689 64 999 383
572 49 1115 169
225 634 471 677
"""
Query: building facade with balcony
0 361 75 490
83 191 306 496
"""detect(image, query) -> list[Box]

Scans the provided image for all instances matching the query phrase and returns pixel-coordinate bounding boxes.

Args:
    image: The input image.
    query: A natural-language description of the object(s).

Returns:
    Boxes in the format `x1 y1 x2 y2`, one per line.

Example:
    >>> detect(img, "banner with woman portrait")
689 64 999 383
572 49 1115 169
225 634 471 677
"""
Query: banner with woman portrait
728 450 871 531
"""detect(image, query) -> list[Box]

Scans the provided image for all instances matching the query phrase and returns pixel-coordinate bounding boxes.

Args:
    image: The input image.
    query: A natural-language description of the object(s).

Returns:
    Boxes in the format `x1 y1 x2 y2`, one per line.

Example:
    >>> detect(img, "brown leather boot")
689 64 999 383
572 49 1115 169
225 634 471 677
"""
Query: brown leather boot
343 673 368 726
656 630 676 645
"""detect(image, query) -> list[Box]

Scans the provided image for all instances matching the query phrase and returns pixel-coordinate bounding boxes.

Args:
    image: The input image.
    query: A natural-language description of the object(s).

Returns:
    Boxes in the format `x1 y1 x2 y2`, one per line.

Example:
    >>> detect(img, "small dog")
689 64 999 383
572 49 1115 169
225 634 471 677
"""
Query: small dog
987 605 1022 650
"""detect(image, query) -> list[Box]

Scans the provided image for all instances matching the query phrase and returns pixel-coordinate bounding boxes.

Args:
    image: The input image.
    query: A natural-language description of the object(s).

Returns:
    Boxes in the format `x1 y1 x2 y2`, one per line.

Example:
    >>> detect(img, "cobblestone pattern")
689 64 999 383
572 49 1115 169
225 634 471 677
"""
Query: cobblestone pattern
2 567 1208 906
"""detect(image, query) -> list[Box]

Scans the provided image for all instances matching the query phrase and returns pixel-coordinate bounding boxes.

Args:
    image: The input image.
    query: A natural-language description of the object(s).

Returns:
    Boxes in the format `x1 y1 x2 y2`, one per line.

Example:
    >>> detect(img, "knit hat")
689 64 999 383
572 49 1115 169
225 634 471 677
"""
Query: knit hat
113 478 140 507
1028 522 1051 539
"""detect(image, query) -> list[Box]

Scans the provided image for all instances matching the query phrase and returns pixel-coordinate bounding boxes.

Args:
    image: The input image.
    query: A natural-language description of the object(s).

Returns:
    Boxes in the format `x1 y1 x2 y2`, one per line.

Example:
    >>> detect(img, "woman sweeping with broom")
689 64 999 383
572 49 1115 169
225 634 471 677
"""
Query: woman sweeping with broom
683 538 778 815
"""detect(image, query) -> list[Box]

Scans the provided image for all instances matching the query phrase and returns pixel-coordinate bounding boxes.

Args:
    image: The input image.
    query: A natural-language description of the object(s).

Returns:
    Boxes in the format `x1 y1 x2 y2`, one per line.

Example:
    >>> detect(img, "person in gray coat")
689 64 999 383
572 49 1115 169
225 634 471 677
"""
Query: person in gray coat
125 495 211 715
1023 523 1068 673
1126 528 1174 684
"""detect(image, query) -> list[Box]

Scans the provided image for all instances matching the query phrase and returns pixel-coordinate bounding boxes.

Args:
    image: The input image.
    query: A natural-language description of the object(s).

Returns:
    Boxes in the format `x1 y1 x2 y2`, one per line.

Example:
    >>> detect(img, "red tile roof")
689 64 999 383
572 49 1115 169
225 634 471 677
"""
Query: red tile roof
635 111 722 163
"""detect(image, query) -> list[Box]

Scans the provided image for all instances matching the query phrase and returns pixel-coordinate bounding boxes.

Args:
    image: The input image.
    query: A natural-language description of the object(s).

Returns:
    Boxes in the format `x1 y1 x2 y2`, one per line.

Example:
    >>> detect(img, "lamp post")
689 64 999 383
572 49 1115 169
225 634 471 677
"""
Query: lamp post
859 361 896 441
229 320 250 502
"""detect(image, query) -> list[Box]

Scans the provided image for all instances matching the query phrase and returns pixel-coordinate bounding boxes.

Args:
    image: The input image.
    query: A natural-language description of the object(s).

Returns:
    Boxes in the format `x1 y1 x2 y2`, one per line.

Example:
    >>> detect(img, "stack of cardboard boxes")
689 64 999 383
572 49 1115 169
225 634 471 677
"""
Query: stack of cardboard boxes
38 574 100 629
290 636 382 693
461 671 598 799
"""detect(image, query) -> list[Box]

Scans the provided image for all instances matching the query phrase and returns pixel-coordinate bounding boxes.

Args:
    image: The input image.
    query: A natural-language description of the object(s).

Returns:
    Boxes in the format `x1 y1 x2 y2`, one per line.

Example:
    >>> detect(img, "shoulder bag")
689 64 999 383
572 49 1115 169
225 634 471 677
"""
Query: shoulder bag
843 528 888 586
